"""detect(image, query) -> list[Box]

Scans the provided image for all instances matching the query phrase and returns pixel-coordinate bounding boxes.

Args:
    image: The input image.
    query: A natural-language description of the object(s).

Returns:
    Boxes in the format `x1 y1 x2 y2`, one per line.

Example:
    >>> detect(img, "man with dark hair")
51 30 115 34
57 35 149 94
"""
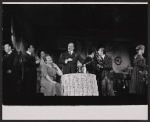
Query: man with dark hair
59 42 84 74
83 48 98 74
22 44 37 95
3 43 23 97
3 44 14 96
96 47 115 96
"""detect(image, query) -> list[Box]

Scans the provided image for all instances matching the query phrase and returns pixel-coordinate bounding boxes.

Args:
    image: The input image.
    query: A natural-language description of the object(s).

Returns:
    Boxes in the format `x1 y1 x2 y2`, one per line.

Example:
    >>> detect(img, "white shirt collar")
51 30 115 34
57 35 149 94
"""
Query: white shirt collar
69 51 73 55
102 54 105 59
26 51 32 55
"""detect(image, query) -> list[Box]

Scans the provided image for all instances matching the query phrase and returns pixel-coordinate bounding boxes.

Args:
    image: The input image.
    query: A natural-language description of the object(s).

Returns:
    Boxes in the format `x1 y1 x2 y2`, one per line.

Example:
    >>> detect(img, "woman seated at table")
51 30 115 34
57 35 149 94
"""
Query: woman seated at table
41 54 63 96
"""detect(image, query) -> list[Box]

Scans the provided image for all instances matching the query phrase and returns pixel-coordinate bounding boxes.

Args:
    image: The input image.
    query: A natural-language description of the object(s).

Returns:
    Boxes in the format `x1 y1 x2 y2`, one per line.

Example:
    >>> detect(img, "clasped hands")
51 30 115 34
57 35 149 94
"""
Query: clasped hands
65 58 73 64
52 63 58 69
97 64 103 68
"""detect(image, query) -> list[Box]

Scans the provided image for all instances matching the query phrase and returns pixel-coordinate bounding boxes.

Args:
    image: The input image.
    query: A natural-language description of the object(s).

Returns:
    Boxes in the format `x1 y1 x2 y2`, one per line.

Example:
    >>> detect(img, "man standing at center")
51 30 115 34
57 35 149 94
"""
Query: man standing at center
59 42 84 74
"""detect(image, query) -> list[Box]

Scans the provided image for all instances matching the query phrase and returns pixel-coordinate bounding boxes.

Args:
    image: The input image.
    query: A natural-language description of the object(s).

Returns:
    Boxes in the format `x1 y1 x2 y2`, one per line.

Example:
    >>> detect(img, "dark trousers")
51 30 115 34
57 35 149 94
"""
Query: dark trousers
96 77 102 96
101 76 115 96
3 73 22 94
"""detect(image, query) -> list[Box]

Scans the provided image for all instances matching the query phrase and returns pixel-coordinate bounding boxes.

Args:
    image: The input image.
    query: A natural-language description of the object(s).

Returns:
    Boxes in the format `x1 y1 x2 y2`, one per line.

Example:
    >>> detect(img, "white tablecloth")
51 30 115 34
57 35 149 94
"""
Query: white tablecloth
61 73 99 96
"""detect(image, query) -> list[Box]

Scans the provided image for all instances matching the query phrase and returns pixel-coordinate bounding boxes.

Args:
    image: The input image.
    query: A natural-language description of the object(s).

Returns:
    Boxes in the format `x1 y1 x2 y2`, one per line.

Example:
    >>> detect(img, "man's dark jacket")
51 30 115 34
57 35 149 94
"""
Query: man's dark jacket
22 52 37 95
59 51 84 74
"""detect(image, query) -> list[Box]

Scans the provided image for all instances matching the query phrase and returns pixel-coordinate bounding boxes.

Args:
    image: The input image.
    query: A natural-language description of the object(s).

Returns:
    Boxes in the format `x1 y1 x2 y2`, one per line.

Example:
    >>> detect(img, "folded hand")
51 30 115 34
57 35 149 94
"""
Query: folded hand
68 58 73 62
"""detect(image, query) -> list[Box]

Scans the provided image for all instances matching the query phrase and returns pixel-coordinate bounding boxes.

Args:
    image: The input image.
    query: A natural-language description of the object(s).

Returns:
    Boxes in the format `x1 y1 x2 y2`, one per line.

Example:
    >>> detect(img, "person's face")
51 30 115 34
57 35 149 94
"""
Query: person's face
30 45 35 54
46 56 53 64
98 48 103 56
139 48 145 54
68 43 74 52
4 44 11 53
40 51 45 58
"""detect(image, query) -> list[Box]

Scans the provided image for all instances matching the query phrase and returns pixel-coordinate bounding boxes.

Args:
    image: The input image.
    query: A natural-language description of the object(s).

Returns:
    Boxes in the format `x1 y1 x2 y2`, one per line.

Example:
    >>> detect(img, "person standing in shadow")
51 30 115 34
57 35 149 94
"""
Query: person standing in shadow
3 43 23 97
22 44 38 96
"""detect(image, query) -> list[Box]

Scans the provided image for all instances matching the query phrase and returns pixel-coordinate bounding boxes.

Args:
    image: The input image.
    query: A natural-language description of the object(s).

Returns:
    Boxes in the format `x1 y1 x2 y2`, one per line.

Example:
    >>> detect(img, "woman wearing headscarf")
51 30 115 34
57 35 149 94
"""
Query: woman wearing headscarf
129 45 147 96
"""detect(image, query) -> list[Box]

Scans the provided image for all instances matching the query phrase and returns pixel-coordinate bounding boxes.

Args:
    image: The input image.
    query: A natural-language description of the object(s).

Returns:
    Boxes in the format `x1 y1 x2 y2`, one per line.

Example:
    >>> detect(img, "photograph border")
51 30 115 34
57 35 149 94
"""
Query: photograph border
0 0 149 120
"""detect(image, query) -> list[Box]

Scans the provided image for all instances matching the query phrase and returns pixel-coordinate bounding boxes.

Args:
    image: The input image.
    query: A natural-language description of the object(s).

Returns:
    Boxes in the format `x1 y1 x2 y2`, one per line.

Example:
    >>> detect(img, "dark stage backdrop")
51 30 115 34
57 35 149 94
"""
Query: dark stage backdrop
2 4 148 73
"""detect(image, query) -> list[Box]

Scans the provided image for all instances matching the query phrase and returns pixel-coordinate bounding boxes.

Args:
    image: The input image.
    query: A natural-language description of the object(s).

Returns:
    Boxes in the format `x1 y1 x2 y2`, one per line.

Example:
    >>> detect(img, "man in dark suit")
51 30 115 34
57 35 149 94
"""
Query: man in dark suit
22 44 37 95
59 42 84 74
3 44 23 97
96 47 115 96
3 44 14 97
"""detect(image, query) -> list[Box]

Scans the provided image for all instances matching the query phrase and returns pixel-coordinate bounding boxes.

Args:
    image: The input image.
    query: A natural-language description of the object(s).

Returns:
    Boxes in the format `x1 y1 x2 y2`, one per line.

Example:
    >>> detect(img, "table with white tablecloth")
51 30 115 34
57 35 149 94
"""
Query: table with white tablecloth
61 73 99 96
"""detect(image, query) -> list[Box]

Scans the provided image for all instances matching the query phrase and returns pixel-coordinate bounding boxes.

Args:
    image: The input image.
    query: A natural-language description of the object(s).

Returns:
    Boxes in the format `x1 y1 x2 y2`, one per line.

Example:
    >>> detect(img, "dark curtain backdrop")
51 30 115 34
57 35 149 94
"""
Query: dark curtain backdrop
2 4 148 73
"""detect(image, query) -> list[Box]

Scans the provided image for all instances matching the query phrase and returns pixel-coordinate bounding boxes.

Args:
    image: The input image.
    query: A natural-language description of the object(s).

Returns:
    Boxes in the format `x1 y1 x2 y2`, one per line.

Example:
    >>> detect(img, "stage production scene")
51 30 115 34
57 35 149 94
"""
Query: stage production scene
2 4 148 101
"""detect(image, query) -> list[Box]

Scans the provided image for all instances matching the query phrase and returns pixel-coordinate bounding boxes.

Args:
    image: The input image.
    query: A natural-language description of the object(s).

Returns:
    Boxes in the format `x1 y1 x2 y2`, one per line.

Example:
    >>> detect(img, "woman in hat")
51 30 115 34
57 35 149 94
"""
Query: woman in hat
129 45 147 96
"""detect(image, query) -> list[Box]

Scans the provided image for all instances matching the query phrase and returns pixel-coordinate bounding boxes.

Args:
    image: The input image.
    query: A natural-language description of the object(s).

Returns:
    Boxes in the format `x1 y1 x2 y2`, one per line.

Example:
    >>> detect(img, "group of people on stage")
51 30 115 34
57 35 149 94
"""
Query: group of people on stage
3 42 148 97
3 44 38 96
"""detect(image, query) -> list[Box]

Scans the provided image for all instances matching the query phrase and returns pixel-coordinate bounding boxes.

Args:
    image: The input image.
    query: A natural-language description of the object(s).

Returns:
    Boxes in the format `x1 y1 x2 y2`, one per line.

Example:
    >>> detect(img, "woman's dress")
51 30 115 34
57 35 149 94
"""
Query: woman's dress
40 63 61 96
129 54 147 95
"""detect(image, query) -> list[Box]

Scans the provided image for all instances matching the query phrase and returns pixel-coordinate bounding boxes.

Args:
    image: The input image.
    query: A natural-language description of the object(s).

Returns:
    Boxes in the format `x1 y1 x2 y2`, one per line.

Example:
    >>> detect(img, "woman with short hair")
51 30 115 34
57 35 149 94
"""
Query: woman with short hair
41 54 63 96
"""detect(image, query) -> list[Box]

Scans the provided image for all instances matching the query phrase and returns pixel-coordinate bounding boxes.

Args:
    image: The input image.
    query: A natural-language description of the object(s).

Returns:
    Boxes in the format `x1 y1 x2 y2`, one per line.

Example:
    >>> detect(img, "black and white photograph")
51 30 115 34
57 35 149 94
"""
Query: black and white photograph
1 1 148 120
